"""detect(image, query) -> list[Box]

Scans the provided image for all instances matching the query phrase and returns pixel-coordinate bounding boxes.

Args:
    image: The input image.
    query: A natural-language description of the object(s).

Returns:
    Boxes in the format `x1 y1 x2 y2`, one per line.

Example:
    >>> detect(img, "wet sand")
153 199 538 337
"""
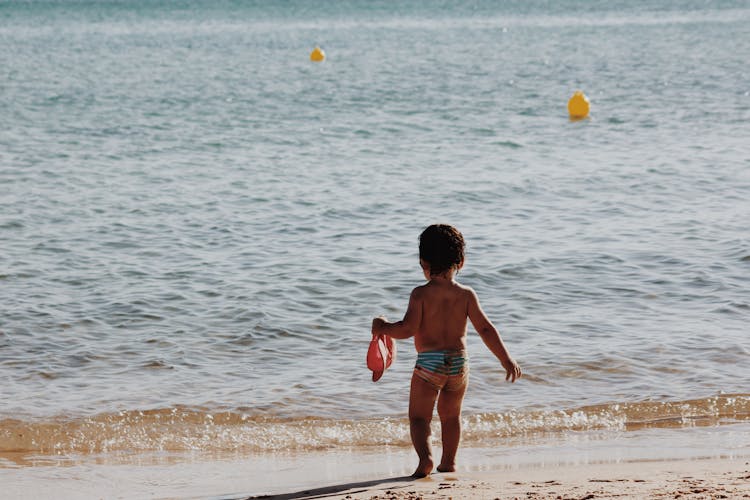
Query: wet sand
253 458 750 499
3 425 750 499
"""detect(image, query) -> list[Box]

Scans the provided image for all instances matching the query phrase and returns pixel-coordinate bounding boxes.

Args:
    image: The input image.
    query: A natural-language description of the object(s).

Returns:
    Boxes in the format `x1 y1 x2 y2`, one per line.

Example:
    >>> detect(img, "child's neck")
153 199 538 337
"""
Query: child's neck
429 271 456 283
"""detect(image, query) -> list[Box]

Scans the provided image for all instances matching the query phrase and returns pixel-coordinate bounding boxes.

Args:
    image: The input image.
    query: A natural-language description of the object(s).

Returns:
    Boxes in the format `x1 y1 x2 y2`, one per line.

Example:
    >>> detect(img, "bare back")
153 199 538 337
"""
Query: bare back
411 279 471 352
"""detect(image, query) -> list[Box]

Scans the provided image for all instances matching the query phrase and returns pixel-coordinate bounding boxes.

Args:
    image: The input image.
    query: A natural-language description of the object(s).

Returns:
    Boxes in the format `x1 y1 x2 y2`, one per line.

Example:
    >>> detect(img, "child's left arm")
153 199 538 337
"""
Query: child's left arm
372 288 422 339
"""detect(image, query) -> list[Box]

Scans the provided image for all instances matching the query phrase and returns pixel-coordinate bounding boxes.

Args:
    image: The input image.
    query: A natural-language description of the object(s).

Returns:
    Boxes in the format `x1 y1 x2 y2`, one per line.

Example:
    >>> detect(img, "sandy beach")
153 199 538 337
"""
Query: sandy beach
2 425 749 499
255 458 750 500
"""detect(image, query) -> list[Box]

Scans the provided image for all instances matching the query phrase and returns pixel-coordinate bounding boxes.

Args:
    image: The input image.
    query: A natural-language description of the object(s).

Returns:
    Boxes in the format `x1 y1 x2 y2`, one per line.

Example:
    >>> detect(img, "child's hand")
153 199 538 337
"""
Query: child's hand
502 357 522 382
372 316 386 334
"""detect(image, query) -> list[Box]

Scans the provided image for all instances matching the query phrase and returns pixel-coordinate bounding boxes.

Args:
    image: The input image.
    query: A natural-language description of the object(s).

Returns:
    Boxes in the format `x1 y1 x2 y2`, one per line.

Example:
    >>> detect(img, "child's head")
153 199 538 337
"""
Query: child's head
419 224 465 277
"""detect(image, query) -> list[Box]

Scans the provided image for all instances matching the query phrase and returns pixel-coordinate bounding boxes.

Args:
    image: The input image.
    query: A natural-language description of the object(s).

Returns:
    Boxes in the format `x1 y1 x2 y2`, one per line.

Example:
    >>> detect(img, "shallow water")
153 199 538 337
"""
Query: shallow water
1 0 749 458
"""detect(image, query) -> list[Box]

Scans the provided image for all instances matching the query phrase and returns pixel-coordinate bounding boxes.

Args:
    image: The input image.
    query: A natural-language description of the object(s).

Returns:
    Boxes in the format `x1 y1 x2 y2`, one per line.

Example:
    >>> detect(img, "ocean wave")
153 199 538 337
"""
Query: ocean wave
2 395 747 458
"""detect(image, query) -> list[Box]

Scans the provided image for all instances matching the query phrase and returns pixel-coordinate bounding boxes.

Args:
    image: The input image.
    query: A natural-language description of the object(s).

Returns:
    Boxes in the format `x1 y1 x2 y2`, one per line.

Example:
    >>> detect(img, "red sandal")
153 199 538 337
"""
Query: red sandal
367 333 396 382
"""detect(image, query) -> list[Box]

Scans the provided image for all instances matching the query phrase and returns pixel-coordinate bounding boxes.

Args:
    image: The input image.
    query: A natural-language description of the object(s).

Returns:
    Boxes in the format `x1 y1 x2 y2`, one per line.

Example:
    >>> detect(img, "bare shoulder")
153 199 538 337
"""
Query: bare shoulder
455 282 478 299
411 283 428 299
455 283 481 314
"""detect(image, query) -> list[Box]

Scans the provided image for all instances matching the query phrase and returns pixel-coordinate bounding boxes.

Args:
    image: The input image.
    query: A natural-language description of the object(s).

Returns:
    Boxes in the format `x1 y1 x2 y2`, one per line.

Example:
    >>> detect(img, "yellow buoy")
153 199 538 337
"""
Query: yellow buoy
567 90 590 119
310 46 325 62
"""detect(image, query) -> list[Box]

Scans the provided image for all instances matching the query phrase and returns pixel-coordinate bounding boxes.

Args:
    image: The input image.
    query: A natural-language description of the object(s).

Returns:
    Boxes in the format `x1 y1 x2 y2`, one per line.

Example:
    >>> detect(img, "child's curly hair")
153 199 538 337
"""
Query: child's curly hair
419 224 465 276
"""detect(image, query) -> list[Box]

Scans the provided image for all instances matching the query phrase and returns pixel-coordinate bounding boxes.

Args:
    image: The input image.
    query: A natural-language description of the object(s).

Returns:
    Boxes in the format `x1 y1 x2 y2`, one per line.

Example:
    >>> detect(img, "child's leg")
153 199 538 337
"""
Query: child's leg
435 380 468 472
408 372 439 478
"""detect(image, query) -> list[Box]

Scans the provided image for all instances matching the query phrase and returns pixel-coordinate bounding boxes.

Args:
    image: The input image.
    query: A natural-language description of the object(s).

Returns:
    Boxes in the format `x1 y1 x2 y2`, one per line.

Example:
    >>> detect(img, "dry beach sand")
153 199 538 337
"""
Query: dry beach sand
253 458 750 500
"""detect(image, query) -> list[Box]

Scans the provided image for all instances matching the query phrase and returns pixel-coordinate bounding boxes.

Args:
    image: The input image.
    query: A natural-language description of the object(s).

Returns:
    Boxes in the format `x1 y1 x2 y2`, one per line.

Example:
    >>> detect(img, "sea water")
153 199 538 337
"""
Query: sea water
1 0 749 483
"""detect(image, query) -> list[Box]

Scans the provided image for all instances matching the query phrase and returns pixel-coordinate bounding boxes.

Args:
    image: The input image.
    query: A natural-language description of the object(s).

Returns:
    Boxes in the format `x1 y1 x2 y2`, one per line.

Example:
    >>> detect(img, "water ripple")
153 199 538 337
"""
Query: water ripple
1 0 749 423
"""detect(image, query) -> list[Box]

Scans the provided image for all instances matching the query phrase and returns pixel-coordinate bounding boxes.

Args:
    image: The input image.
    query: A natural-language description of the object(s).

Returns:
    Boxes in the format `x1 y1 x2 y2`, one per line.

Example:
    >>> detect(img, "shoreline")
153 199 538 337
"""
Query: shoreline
2 423 749 499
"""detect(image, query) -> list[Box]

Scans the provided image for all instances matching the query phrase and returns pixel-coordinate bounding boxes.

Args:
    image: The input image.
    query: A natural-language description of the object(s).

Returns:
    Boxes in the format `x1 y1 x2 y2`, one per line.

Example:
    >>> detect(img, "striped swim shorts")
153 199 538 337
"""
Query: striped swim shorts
414 349 469 391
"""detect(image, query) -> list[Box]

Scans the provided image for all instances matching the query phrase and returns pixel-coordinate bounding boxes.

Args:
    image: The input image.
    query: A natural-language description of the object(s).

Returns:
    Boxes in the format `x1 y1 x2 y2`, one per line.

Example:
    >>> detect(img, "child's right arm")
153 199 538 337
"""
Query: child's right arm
467 288 522 382
372 288 422 339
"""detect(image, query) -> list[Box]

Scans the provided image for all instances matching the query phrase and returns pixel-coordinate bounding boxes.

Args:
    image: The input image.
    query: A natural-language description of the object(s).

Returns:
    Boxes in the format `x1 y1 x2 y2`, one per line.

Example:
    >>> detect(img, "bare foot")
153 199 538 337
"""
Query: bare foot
412 459 434 478
437 463 456 473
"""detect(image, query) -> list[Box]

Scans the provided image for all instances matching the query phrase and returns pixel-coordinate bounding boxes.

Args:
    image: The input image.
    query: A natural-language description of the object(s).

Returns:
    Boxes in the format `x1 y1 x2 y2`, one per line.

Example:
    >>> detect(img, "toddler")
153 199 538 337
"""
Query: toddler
372 224 521 477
